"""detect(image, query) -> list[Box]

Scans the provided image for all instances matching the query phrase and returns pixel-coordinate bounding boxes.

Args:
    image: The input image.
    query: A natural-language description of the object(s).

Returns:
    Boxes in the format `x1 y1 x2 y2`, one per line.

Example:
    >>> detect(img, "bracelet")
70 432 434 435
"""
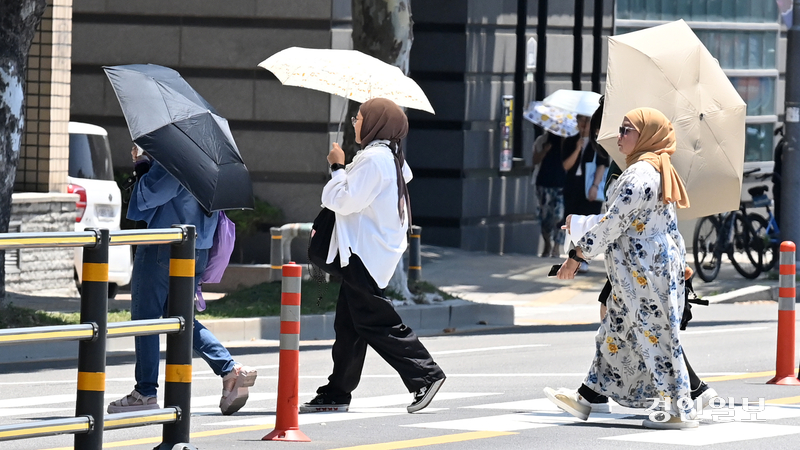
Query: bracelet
330 163 346 172
568 248 587 264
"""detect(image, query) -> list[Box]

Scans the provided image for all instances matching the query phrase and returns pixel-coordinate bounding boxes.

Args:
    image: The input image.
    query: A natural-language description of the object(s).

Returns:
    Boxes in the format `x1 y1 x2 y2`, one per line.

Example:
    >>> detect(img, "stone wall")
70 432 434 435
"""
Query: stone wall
5 193 78 293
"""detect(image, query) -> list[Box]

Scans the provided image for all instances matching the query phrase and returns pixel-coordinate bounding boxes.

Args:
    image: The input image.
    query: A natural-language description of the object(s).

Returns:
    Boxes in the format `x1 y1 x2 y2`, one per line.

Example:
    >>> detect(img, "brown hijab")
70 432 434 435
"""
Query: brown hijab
358 98 411 222
624 107 690 209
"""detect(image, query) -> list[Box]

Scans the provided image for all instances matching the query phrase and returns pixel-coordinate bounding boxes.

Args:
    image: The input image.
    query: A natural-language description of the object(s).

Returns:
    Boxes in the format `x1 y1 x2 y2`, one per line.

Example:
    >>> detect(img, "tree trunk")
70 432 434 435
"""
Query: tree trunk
346 0 413 163
349 0 416 303
0 0 47 303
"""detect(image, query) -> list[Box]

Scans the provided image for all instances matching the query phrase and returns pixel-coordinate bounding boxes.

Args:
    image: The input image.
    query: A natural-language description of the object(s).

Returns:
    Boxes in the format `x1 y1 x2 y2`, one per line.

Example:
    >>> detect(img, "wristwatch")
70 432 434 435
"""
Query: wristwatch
330 163 346 172
568 248 587 263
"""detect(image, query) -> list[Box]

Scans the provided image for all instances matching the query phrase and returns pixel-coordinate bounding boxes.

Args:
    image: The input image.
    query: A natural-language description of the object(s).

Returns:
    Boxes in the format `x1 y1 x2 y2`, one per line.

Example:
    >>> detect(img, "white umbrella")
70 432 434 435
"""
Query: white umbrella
523 102 579 137
597 20 746 220
543 89 602 117
258 47 434 114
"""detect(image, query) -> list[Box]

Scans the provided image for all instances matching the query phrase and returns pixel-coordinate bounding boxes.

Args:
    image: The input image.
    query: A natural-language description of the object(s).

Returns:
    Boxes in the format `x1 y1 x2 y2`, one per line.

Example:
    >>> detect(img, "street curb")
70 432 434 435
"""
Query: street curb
1 300 514 365
704 285 775 304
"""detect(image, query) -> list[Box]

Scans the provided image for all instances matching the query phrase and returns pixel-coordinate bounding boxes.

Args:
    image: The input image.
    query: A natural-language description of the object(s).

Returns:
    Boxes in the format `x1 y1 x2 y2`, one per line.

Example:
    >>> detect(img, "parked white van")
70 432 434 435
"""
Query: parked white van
68 122 132 298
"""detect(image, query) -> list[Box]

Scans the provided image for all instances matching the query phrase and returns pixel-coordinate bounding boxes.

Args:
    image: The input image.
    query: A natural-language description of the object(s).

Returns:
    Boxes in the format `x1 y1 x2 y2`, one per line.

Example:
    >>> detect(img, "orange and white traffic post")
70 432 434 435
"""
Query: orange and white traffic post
767 241 800 385
263 262 311 441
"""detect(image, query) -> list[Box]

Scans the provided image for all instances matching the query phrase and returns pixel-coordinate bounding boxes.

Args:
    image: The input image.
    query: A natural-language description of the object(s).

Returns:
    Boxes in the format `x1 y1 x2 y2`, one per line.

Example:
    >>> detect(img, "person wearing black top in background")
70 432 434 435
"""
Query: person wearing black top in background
533 131 567 257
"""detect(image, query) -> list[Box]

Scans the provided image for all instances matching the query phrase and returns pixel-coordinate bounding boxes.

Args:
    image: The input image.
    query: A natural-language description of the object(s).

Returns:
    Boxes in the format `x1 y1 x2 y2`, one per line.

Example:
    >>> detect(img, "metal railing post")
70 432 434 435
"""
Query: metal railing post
74 228 109 450
159 225 196 448
408 225 422 281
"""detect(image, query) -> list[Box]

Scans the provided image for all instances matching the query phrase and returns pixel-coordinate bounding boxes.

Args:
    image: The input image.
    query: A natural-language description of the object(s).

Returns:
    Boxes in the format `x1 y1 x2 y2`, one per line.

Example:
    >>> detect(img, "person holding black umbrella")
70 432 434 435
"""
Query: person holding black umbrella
107 145 257 416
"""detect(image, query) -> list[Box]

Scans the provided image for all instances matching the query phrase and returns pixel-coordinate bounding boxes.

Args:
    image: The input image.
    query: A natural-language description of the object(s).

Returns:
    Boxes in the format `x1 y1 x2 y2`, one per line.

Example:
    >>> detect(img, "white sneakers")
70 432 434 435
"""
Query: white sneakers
543 387 591 421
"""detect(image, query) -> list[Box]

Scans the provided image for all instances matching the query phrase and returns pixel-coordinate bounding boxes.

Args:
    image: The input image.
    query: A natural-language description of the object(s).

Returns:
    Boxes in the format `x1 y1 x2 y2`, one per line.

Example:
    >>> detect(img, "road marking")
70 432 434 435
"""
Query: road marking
703 370 798 382
0 407 66 417
207 392 498 426
327 430 517 450
0 394 75 408
41 424 275 450
681 326 769 335
431 344 549 355
768 396 800 405
603 422 800 446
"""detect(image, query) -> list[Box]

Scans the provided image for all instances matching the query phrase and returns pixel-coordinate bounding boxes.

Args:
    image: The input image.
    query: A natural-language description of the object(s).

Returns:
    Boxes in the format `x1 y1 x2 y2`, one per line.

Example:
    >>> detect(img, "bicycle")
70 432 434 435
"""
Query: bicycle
742 171 780 273
692 168 764 282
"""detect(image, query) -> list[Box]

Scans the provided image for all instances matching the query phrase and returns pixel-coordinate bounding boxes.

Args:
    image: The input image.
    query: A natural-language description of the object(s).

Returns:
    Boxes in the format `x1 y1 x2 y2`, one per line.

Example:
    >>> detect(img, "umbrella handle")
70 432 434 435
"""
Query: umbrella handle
334 98 349 144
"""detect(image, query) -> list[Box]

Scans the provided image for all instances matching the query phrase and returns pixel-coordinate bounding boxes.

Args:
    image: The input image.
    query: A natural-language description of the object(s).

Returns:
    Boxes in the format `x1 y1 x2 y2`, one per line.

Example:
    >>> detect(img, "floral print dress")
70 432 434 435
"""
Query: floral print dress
574 161 692 418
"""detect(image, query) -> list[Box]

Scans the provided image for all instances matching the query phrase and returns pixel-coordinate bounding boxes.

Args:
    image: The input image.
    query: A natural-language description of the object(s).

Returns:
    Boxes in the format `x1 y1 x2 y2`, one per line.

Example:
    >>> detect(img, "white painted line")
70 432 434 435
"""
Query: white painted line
0 407 69 417
681 326 768 335
604 422 800 446
206 410 404 427
191 392 276 407
430 344 550 355
350 392 499 408
0 394 75 408
444 373 587 377
405 411 632 432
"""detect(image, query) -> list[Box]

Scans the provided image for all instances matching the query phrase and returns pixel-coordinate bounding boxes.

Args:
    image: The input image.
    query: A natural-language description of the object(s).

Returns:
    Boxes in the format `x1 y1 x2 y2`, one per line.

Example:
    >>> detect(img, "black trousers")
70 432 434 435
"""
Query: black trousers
317 254 445 403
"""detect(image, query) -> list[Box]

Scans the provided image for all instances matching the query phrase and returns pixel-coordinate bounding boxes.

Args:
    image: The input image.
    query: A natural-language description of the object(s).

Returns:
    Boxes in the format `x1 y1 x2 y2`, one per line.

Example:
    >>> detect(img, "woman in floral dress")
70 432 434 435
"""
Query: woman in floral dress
543 107 697 429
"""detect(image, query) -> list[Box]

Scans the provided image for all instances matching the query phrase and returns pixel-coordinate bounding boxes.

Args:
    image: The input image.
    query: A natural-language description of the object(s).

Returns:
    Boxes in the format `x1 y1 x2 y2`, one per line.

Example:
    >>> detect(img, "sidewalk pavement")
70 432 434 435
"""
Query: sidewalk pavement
1 245 778 364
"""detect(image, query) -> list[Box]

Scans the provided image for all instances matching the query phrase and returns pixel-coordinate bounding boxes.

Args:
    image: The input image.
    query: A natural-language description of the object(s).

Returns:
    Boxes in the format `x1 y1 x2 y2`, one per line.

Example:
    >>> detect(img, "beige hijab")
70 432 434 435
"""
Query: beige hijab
624 107 690 209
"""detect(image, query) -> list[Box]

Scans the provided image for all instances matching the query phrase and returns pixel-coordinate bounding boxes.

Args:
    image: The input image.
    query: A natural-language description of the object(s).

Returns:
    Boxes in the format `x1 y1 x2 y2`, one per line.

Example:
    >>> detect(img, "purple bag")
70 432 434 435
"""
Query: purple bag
196 211 235 311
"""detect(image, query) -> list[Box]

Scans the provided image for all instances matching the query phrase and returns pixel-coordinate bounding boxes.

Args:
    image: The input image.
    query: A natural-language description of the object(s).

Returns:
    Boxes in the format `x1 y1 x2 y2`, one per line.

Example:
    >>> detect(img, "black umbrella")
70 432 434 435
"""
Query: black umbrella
104 64 254 213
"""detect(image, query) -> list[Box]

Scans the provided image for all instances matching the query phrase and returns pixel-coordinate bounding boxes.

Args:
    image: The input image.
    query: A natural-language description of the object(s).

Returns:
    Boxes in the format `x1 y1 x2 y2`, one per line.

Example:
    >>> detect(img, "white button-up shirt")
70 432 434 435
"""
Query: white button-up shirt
322 140 412 288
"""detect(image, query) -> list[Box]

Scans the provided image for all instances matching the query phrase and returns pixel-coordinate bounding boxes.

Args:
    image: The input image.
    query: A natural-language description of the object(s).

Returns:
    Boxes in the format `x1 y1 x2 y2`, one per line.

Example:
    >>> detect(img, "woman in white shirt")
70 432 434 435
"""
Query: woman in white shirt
300 98 446 415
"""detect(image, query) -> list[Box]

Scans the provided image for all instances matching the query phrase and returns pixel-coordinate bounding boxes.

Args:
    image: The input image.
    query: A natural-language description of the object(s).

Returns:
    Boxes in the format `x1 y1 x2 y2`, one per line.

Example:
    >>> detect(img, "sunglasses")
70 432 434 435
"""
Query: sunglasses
619 126 636 136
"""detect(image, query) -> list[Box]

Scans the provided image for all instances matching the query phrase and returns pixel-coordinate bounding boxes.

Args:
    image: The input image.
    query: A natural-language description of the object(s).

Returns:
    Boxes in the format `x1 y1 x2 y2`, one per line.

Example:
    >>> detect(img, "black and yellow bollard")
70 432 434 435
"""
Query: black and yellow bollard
270 226 283 282
159 225 196 449
74 229 109 450
408 225 422 282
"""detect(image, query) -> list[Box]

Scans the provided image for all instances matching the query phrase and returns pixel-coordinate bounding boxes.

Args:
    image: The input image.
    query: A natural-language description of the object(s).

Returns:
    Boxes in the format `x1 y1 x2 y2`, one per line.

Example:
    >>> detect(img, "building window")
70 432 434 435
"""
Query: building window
617 0 778 23
615 1 780 162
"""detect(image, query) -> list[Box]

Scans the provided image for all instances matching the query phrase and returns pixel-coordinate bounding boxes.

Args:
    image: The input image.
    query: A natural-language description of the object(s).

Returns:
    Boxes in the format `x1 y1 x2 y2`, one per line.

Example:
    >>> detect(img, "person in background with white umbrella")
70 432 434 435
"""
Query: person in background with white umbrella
544 107 698 430
532 130 567 258
561 110 608 271
524 102 577 258
300 98 446 414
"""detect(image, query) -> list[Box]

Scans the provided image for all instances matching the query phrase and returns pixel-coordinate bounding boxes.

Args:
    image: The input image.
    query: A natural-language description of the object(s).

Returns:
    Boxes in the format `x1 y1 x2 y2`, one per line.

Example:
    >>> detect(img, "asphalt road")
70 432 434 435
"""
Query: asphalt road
2 301 800 449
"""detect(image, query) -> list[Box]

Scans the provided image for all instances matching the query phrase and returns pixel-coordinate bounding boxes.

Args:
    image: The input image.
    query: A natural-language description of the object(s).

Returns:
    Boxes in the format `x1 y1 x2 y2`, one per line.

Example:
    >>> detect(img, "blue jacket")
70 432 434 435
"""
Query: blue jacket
127 160 218 249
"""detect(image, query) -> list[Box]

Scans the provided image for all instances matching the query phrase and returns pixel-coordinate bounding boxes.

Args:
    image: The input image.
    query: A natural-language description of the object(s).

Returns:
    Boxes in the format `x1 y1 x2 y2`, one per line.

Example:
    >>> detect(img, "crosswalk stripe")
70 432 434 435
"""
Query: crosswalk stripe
327 431 518 450
603 422 800 446
430 344 548 355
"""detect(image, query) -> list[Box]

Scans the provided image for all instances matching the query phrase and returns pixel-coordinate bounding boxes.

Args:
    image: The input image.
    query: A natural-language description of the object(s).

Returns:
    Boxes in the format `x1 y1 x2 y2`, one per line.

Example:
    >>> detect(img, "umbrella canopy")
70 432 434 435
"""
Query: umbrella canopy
597 20 746 220
104 64 254 213
258 47 435 114
543 89 602 117
523 102 579 137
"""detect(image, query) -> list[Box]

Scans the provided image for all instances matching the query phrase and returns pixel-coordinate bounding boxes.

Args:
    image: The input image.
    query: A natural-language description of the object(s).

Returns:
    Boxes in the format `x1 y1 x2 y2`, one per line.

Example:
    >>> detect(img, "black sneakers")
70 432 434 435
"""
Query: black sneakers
407 377 446 413
299 394 349 413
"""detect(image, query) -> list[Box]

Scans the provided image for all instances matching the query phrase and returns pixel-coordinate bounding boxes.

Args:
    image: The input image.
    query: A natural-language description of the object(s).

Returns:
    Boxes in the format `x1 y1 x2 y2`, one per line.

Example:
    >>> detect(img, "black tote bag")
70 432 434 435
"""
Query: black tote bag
307 207 341 276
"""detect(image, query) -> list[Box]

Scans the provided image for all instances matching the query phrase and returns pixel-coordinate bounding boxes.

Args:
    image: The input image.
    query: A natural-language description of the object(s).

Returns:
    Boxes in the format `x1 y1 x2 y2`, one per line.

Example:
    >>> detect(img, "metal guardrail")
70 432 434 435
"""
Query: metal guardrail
0 225 198 450
268 222 424 282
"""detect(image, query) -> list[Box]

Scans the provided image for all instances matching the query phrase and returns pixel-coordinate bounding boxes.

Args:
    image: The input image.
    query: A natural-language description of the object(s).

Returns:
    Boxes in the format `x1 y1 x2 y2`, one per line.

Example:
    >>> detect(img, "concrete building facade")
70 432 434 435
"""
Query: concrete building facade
20 1 780 258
